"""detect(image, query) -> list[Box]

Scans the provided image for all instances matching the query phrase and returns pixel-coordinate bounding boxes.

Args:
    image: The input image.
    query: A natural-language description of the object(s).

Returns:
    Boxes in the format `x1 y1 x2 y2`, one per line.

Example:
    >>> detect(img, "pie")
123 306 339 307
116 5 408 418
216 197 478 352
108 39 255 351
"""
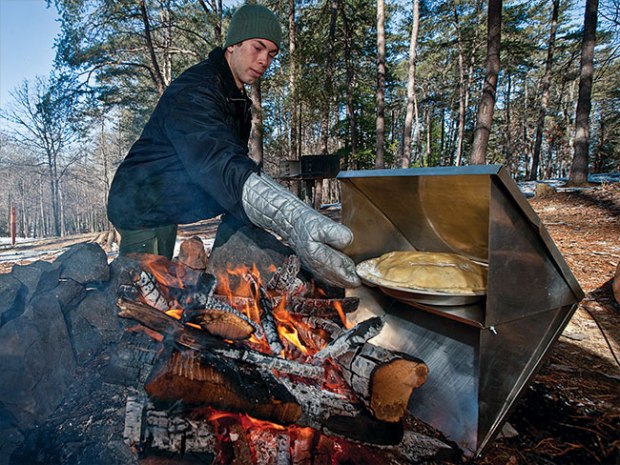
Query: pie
356 251 487 294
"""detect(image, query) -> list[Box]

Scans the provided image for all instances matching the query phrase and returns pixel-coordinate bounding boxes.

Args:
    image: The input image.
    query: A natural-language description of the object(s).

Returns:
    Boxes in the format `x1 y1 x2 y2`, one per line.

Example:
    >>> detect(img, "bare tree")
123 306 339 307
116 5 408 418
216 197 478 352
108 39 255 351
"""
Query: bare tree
569 0 599 185
529 0 560 181
400 0 420 168
375 0 386 169
2 75 79 236
470 0 503 165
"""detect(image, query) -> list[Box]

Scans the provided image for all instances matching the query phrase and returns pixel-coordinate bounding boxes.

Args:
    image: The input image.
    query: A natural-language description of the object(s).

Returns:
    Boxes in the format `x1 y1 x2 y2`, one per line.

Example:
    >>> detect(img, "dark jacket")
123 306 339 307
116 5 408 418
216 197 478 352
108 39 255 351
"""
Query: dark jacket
107 47 258 230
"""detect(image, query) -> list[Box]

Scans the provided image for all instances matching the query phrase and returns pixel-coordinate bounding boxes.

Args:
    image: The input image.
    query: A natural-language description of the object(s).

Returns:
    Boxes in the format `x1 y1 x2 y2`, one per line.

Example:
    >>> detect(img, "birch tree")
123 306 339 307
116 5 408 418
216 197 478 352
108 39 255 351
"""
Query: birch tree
375 0 386 168
400 0 420 168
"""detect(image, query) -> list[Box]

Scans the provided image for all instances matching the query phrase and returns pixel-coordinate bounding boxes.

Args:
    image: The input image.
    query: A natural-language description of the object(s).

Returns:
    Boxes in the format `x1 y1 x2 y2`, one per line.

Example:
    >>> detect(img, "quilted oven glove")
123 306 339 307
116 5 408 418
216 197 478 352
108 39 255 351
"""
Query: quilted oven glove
242 173 361 288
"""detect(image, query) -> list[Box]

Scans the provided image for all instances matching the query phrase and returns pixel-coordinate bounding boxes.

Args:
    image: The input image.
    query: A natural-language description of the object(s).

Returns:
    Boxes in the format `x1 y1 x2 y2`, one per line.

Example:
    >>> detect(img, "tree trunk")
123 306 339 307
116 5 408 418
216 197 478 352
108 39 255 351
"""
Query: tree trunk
400 0 420 168
452 1 466 167
138 0 166 95
375 0 386 169
340 2 358 170
470 0 503 165
529 0 560 181
250 83 264 167
569 0 599 185
321 0 339 155
504 72 514 176
288 0 298 161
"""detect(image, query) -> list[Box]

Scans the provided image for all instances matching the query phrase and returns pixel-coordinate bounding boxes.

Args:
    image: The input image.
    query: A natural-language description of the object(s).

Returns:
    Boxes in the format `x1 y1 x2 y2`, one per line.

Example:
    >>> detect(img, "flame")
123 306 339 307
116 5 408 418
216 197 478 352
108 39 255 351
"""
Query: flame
207 408 286 431
165 309 183 320
138 254 184 289
334 300 353 329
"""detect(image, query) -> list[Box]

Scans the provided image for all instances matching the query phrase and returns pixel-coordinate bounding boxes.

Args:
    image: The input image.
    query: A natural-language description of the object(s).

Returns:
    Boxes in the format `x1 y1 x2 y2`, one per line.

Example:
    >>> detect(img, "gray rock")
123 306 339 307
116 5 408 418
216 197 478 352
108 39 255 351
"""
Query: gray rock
0 274 24 326
55 243 110 285
67 290 123 365
51 279 87 314
0 294 75 430
11 261 61 304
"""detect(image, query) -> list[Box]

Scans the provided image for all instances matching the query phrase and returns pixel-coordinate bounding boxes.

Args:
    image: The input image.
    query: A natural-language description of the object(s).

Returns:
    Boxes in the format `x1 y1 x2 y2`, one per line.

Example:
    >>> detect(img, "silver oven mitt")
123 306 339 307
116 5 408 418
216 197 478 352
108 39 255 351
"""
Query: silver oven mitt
242 172 361 288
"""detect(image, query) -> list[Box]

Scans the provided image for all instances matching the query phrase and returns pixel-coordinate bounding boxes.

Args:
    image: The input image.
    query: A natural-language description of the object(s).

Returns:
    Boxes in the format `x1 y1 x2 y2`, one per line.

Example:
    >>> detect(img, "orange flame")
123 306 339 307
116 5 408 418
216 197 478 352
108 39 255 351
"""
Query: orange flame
334 300 353 329
207 408 286 431
165 309 183 320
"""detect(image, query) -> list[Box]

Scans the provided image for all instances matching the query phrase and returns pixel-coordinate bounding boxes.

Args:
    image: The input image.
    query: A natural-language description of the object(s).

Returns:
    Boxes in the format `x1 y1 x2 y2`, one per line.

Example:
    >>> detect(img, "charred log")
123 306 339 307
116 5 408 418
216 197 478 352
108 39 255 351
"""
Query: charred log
333 343 429 423
145 347 303 425
246 272 284 355
117 298 323 379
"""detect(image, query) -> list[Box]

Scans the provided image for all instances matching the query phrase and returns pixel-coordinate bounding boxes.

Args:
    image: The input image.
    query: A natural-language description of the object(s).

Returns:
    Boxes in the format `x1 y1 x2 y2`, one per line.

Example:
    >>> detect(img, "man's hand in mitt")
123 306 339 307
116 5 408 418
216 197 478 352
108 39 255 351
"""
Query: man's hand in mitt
242 173 361 288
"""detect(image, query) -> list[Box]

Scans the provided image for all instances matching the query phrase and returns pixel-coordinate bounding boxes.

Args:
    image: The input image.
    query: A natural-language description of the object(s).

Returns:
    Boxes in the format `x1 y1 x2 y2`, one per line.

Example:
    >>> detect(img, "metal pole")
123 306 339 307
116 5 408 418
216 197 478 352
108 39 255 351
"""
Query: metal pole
10 207 16 246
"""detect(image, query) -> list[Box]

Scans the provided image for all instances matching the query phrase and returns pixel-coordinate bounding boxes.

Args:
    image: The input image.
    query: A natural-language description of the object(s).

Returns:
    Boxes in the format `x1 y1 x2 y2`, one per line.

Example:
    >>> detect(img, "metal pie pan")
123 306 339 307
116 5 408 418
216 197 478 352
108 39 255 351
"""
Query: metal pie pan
360 277 485 306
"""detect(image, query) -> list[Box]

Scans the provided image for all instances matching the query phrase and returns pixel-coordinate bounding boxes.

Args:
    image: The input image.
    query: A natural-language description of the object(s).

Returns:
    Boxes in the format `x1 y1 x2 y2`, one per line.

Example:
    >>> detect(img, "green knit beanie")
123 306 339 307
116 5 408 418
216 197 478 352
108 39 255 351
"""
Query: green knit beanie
224 4 282 50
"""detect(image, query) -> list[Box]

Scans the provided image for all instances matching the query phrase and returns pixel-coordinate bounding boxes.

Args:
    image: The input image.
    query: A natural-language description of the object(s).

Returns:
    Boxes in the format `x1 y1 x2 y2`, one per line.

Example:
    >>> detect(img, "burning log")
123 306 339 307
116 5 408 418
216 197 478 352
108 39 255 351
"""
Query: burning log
333 343 429 423
246 271 284 355
213 294 360 321
117 299 411 445
277 378 404 445
311 317 384 364
117 298 324 380
267 254 307 296
182 299 261 340
132 270 169 311
118 297 428 427
145 348 303 426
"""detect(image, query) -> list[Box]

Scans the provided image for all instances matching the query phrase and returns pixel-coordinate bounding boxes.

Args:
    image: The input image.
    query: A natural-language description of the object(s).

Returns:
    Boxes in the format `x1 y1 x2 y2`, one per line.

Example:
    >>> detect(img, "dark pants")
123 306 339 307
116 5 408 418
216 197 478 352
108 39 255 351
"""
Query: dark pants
118 224 178 259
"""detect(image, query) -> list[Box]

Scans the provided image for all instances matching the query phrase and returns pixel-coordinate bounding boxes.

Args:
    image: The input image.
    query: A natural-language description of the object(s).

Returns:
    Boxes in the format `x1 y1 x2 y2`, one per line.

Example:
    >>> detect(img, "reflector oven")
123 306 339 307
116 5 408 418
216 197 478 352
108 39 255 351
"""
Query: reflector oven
338 165 584 457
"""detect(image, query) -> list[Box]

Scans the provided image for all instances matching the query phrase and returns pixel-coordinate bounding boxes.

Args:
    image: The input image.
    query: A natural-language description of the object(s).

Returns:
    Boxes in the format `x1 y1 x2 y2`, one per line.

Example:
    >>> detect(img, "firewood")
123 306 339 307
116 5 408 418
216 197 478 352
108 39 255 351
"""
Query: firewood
184 308 256 340
311 317 384 364
212 294 360 321
177 235 209 270
246 272 284 355
117 298 323 380
286 296 360 318
278 378 404 445
145 348 303 426
182 298 262 340
142 400 216 455
333 343 429 423
132 269 170 311
267 254 307 296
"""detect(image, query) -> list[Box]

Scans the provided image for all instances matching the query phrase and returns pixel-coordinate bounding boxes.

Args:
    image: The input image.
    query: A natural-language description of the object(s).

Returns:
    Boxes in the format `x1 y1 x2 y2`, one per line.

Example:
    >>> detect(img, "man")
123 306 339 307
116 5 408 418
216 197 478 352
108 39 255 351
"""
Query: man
107 4 360 288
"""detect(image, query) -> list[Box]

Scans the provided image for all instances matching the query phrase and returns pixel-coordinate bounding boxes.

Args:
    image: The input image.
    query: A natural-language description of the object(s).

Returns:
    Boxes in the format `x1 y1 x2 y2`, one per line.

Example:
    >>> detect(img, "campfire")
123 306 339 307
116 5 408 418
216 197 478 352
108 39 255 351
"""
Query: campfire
117 242 429 463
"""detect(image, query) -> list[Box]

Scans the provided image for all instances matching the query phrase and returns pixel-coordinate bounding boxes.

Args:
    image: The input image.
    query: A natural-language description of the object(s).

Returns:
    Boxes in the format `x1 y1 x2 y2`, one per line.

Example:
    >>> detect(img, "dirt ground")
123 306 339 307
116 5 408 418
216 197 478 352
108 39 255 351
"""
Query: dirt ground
0 183 618 465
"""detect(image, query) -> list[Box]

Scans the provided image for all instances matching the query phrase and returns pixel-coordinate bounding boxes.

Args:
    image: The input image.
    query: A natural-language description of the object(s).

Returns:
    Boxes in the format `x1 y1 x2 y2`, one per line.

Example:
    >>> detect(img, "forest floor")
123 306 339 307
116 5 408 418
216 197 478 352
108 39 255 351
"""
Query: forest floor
0 183 618 465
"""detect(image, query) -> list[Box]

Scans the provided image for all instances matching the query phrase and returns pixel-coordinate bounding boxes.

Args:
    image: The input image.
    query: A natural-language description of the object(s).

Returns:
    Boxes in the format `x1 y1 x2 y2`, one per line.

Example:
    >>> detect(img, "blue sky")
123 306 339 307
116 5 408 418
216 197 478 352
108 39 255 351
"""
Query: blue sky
0 0 60 112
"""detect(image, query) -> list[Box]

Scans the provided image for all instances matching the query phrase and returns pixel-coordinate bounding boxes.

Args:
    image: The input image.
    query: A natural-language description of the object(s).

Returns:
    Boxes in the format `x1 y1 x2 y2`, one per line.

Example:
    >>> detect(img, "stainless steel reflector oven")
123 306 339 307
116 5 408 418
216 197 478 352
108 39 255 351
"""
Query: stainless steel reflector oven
338 165 584 456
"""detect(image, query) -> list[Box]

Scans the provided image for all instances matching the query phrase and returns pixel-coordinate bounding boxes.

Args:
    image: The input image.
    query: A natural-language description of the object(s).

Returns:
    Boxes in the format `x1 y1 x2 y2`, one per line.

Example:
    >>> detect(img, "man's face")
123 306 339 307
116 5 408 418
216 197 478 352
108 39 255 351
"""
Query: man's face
226 39 279 88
